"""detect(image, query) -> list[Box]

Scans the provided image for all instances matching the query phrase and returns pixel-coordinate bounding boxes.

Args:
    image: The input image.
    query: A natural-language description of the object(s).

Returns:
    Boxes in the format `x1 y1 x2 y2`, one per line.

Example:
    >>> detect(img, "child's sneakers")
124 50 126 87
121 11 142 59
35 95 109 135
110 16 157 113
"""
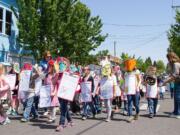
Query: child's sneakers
127 116 134 123
105 118 111 122
176 115 180 119
43 111 49 116
2 117 11 125
21 118 29 122
134 114 139 120
47 118 55 123
67 121 75 127
6 108 12 115
149 114 154 118
11 109 18 116
55 125 64 132
82 116 87 120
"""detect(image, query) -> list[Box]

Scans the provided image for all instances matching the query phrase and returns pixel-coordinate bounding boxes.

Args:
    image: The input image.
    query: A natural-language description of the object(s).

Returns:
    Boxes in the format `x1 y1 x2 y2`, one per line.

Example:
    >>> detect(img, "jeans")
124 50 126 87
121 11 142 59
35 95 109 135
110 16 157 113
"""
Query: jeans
147 98 158 115
127 93 140 116
159 92 164 99
170 88 174 99
93 95 101 113
58 98 72 125
104 99 112 119
70 93 80 113
174 82 180 116
34 96 39 111
23 96 38 120
123 101 128 112
82 102 96 117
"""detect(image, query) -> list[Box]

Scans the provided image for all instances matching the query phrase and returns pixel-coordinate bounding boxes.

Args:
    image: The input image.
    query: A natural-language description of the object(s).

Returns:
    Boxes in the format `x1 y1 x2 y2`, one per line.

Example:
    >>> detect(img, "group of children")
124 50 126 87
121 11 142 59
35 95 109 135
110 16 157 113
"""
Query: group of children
0 51 169 132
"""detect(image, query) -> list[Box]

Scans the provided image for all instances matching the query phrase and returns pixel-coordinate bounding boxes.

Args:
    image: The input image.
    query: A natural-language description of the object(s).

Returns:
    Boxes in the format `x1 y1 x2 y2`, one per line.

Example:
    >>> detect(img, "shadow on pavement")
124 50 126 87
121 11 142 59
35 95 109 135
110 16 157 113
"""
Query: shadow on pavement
30 123 57 129
140 114 171 118
75 121 104 135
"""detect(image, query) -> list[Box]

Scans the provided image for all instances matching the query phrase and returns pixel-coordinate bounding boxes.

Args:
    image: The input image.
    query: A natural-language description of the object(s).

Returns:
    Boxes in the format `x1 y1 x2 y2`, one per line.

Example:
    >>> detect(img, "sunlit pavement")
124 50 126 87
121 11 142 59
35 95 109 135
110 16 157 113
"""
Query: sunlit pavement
0 93 180 135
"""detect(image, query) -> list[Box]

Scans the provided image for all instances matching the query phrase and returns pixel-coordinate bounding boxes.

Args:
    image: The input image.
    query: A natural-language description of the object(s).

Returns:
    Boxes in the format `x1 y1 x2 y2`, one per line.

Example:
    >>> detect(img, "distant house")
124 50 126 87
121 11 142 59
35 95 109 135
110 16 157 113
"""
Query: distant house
0 0 34 66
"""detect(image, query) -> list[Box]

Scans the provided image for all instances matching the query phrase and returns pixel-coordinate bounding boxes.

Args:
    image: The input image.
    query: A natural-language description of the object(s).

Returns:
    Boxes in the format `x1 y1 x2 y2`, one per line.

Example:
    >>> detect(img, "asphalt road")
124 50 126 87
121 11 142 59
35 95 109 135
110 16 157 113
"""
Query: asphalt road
0 93 180 135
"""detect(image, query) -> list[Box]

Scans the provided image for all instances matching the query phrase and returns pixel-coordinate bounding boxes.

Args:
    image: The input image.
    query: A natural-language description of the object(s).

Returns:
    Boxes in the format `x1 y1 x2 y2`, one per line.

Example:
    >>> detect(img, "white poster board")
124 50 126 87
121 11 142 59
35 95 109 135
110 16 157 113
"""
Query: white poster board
39 85 51 108
80 82 92 102
19 70 31 92
34 78 42 96
6 74 16 90
100 77 114 99
93 77 100 95
57 72 80 101
125 74 137 95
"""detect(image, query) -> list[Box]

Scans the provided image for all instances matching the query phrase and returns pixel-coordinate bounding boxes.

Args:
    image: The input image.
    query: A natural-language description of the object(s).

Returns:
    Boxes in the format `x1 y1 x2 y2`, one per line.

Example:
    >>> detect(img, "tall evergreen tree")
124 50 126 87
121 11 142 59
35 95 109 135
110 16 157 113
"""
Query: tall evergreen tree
168 10 180 57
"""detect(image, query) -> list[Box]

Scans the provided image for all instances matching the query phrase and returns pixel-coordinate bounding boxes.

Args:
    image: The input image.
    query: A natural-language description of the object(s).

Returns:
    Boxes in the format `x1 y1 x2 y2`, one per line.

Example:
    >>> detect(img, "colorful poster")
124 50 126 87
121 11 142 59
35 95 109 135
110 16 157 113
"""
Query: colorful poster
19 70 31 92
80 82 92 102
57 72 80 101
6 74 16 90
39 85 51 108
100 77 114 99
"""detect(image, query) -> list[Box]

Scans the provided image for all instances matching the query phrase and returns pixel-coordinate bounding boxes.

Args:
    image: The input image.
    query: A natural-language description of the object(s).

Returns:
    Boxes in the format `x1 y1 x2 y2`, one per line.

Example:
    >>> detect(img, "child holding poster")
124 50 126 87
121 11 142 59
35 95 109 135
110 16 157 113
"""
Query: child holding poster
44 60 59 123
97 62 115 122
124 59 140 123
20 63 42 122
54 57 74 132
0 64 11 125
145 66 159 118
6 63 20 116
81 66 96 120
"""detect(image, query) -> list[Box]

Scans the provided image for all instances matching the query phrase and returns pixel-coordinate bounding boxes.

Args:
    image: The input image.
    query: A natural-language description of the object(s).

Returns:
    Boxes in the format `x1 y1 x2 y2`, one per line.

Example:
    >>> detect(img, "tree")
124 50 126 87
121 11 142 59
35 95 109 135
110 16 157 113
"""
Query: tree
16 0 107 63
168 10 180 57
155 60 166 75
136 57 145 72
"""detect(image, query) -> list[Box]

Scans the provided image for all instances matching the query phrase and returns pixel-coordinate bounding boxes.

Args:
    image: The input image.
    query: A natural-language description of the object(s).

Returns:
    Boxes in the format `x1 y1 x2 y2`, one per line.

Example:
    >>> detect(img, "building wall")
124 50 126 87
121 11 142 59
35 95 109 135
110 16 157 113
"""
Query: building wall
0 0 34 66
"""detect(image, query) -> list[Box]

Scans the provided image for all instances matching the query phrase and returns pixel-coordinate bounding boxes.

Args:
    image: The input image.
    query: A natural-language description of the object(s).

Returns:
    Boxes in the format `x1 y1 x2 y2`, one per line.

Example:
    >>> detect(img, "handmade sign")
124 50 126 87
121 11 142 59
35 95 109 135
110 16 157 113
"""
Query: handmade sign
39 85 51 108
100 77 114 99
34 78 42 96
80 82 92 102
93 76 100 95
57 72 80 101
19 70 31 92
6 74 16 90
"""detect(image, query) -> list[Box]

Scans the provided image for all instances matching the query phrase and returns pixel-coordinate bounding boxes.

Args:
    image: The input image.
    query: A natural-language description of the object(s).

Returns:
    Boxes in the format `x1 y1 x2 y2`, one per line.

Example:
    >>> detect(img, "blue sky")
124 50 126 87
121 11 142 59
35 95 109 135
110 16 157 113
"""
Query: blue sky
81 0 180 63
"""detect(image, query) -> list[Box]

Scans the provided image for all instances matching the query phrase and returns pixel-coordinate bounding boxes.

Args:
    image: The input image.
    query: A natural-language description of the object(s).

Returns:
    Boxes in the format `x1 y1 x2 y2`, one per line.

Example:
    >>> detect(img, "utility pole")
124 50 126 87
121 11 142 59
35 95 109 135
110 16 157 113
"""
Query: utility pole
114 41 116 57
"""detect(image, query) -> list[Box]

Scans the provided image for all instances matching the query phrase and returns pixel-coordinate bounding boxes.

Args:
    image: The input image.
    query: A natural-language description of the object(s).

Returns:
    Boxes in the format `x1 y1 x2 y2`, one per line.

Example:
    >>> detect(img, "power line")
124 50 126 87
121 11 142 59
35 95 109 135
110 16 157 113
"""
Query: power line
103 23 170 27
108 31 167 40
128 31 166 51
